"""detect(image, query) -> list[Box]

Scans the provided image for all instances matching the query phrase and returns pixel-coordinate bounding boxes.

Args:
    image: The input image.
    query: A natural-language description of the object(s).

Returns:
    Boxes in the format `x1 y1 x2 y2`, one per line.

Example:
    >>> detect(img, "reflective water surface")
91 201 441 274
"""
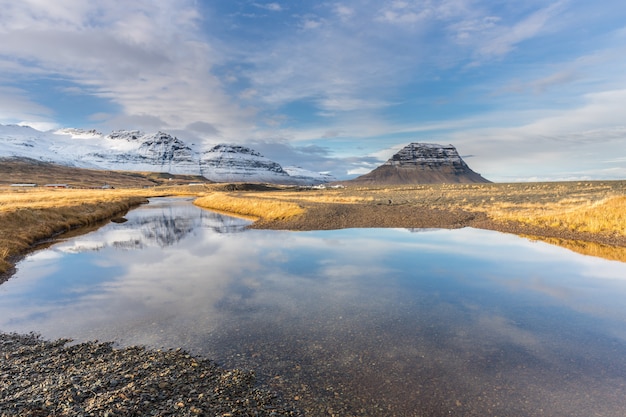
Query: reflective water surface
2 198 626 416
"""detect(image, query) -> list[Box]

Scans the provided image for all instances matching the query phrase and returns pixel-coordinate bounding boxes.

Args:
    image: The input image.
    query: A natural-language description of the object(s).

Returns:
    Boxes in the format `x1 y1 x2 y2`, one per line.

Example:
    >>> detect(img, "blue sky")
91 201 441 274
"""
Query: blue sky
1 0 625 181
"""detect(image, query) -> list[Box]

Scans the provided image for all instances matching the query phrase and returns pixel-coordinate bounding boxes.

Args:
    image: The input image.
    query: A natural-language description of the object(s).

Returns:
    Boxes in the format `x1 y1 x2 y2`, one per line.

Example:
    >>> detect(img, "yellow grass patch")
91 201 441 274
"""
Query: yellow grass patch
486 196 626 237
0 199 144 275
1 181 625 273
194 192 305 221
0 188 152 211
252 191 373 204
0 186 199 275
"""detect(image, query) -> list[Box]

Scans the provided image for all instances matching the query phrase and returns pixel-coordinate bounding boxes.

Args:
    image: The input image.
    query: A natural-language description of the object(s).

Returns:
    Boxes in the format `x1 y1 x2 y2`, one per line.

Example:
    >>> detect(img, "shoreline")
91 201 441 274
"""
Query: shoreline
0 197 149 284
248 202 626 257
0 332 300 416
2 181 625 277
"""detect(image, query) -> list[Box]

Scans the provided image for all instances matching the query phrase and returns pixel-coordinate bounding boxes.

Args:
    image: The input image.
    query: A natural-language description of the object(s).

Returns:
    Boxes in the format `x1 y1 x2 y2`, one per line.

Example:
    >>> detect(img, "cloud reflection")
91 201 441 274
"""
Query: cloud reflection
3 199 626 415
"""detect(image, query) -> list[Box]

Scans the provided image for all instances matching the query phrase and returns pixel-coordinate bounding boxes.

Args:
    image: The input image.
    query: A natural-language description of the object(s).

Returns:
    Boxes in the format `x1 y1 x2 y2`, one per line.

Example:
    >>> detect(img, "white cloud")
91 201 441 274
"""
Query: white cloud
440 89 626 180
318 97 391 112
519 89 626 134
475 2 565 59
0 86 56 127
334 4 354 21
377 0 471 25
449 16 500 42
253 2 283 12
288 85 626 180
346 167 372 175
0 1 252 141
0 0 624 182
499 70 580 95
301 18 324 30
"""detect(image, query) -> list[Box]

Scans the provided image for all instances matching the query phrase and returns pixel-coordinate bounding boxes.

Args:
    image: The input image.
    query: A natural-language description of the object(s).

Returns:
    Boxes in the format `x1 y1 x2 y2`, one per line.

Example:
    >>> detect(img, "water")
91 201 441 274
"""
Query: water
2 197 626 416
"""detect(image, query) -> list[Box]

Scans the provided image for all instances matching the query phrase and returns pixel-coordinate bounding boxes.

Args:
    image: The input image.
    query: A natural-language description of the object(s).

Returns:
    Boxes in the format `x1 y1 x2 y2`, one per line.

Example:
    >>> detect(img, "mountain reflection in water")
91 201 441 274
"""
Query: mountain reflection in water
67 197 250 252
1 198 626 416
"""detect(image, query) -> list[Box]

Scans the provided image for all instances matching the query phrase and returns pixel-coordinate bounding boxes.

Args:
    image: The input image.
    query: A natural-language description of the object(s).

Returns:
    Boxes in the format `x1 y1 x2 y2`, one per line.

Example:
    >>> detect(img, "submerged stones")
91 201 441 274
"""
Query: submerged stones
0 332 300 416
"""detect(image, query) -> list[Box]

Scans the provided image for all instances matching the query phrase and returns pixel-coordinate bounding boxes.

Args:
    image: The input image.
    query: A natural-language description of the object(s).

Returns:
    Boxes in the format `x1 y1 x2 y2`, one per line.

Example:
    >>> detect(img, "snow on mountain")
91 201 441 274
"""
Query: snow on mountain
78 131 199 175
283 166 336 184
0 124 87 167
349 142 490 184
385 143 464 167
0 124 329 185
199 144 291 183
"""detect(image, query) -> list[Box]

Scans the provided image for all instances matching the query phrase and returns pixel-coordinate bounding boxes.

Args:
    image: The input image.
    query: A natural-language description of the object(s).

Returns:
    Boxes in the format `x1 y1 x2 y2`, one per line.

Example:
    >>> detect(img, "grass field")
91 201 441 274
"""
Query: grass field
193 192 305 221
193 181 626 262
1 180 625 276
0 186 201 276
195 181 626 237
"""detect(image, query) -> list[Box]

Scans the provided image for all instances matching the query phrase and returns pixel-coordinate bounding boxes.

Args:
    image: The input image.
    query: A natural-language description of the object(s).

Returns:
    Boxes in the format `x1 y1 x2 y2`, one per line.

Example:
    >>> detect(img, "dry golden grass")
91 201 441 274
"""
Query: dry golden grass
1 188 151 211
191 182 626 238
0 186 207 276
485 196 626 236
0 199 141 274
338 182 626 238
1 180 625 274
194 192 305 221
249 190 373 204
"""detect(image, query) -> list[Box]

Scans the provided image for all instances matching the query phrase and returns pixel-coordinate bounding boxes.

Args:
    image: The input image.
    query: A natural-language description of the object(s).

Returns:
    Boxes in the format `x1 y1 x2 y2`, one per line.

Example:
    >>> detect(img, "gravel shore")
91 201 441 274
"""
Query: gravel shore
1 332 301 417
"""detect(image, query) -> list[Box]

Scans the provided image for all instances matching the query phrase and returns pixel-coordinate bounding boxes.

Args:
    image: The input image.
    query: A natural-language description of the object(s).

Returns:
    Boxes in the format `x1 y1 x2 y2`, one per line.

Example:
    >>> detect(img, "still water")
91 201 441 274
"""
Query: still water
2 198 626 416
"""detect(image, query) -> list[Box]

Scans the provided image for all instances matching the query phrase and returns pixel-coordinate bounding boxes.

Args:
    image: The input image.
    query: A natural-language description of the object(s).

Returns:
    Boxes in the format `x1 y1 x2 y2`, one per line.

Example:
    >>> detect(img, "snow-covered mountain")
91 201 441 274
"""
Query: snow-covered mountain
349 142 490 184
283 166 336 184
199 144 292 183
0 125 333 185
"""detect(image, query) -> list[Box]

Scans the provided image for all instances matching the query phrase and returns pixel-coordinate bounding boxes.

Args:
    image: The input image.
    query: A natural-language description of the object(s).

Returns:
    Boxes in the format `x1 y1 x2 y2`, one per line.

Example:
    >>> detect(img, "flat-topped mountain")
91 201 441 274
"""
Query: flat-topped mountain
349 143 490 184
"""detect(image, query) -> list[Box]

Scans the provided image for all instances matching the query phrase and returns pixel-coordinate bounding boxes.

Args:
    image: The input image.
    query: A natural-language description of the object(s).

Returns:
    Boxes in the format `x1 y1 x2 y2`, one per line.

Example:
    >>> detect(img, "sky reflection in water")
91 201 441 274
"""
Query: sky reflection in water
2 198 626 416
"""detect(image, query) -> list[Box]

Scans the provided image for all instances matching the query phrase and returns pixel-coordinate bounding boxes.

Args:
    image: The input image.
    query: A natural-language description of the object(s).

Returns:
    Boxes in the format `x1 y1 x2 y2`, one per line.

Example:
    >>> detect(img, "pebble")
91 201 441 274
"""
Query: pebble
0 332 301 416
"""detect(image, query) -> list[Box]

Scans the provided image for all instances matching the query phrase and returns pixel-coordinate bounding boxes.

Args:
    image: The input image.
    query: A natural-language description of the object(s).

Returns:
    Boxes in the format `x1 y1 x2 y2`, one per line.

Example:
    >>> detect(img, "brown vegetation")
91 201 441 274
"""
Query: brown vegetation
0 157 210 188
1 179 625 277
194 181 626 261
195 181 626 234
194 193 304 221
0 186 205 277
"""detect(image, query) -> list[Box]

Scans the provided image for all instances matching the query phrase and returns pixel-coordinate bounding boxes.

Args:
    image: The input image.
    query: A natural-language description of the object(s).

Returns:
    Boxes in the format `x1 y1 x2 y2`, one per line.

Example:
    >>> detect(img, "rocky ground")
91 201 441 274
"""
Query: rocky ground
0 333 301 417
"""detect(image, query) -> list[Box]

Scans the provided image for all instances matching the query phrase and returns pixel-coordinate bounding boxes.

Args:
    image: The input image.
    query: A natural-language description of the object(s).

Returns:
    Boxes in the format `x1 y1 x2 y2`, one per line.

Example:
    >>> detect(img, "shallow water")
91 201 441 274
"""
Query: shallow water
2 197 626 416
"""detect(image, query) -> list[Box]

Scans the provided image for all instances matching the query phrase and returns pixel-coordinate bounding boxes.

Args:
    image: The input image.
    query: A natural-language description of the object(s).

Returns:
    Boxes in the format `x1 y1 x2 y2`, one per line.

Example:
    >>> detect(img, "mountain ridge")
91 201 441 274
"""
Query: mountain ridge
0 125 332 185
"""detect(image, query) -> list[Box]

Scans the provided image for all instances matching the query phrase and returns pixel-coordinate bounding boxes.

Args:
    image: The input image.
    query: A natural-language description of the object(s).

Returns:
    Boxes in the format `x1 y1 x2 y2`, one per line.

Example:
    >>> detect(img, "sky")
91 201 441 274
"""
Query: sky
1 0 625 181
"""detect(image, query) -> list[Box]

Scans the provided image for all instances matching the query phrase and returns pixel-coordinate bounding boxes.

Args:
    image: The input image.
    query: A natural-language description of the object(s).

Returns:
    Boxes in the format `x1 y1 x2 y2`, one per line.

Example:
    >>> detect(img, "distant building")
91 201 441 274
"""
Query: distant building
10 183 37 187
44 184 69 188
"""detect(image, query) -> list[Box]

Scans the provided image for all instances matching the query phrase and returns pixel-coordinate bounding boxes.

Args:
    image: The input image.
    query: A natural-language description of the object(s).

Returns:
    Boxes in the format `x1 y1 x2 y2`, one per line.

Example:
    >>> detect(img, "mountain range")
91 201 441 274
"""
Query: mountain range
1 125 490 186
0 125 333 185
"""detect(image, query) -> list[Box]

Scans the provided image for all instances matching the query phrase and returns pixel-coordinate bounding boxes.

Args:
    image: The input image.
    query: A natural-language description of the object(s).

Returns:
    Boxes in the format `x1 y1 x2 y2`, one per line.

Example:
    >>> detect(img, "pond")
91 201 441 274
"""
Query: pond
2 197 626 416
